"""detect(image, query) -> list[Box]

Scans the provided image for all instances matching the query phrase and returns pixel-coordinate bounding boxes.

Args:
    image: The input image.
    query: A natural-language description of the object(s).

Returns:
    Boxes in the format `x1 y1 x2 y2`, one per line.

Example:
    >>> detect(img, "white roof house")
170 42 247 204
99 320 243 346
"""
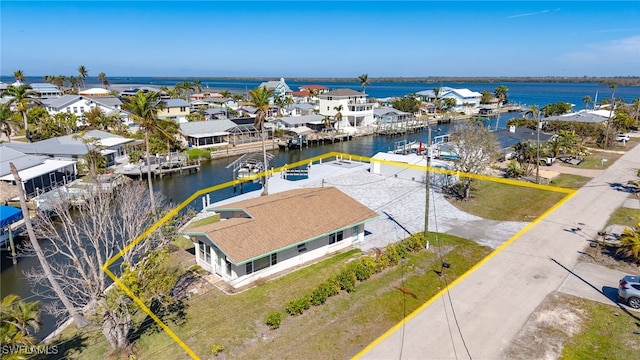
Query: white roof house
416 87 482 109
79 88 111 97
258 78 292 97
318 89 375 131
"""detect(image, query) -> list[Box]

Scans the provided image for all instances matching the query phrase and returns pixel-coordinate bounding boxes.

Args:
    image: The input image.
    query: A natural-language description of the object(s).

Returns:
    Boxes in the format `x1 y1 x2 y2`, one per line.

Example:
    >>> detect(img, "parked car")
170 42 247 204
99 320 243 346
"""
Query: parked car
618 275 640 309
616 134 630 142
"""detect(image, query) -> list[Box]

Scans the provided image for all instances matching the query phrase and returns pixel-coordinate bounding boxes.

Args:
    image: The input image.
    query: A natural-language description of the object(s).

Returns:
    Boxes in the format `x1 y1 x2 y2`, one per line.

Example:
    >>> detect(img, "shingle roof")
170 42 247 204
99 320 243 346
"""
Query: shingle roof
2 131 133 156
184 187 379 264
0 146 48 177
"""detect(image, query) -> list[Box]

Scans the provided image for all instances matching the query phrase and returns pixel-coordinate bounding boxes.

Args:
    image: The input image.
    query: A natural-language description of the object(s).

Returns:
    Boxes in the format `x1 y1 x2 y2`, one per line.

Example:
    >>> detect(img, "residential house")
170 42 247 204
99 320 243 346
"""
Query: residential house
41 94 123 119
203 108 228 121
79 88 111 97
275 114 326 132
374 107 413 124
180 120 237 149
30 83 63 98
181 187 379 289
285 103 315 116
257 78 292 97
2 130 138 170
545 109 610 124
416 87 482 111
0 146 77 199
158 99 191 122
493 126 554 158
318 89 375 132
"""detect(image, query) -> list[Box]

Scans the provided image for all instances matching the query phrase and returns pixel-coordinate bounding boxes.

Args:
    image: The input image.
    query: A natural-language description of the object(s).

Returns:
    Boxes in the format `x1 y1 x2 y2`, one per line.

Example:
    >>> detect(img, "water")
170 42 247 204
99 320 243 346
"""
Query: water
3 76 639 108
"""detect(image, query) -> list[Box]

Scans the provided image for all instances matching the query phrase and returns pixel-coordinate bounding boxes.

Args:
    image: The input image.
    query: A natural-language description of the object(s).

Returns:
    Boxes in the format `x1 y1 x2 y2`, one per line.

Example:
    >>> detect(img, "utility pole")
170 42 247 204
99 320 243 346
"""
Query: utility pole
604 84 616 149
424 126 431 244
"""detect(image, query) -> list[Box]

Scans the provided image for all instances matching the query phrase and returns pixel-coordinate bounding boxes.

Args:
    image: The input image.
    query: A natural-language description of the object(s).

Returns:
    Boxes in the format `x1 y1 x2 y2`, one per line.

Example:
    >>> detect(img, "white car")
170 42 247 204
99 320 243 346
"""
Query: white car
616 134 630 142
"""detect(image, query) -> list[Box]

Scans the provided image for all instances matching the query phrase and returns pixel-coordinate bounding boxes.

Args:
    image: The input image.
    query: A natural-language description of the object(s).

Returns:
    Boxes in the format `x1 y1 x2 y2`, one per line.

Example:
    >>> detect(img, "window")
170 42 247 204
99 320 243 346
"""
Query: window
297 243 307 252
66 107 71 113
246 262 253 275
73 107 78 113
353 225 359 236
225 259 232 276
271 253 277 265
254 255 270 271
180 106 186 112
80 107 85 113
329 230 344 244
199 241 211 264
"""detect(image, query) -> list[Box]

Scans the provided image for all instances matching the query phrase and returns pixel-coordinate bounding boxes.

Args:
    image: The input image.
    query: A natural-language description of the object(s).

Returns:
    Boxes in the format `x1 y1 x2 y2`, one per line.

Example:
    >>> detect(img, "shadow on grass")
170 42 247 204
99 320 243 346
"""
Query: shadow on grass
41 333 89 360
550 257 640 324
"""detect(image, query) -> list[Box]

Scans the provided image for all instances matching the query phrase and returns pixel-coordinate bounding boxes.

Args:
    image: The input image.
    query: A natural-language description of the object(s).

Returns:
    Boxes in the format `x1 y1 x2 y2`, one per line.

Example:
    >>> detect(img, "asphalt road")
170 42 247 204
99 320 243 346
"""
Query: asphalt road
357 143 640 360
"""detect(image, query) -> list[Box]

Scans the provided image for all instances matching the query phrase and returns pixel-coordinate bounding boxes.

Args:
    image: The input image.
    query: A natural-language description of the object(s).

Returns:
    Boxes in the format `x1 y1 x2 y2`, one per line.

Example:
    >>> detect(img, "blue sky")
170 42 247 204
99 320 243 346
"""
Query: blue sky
1 1 639 77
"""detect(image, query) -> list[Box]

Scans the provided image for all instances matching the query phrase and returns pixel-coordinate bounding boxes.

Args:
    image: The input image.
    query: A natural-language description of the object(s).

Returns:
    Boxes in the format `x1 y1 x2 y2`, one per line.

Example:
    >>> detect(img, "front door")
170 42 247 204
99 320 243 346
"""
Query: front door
214 248 223 276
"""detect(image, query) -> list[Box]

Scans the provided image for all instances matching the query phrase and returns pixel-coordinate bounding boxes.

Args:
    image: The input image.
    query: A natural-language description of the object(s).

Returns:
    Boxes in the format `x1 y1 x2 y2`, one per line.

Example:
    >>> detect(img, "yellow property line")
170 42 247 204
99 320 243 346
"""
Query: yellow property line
352 181 577 359
100 151 575 359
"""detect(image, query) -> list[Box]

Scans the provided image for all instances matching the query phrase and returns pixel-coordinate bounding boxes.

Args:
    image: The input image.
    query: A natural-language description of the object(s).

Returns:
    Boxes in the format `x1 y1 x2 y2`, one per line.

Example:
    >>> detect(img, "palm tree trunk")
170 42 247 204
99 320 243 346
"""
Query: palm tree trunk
261 128 269 196
9 163 90 328
22 111 30 143
145 132 156 212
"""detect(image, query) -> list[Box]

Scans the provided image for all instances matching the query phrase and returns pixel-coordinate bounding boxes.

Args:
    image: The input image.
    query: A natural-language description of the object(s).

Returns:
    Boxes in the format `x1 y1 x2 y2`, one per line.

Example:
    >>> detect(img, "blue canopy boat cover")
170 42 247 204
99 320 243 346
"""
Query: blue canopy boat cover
0 206 23 228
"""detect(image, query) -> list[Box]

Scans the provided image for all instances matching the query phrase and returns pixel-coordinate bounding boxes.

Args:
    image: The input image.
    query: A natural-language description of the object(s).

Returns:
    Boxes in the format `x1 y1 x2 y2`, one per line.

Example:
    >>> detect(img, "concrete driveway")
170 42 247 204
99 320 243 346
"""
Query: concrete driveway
356 143 640 360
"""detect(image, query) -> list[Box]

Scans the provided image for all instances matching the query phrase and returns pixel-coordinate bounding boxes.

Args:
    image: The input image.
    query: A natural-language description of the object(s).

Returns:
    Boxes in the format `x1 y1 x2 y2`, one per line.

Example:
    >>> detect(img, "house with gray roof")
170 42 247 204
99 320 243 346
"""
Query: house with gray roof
275 114 325 131
0 146 77 199
180 120 237 148
2 130 138 169
30 83 63 98
258 78 292 97
158 99 191 122
285 103 315 116
374 107 412 124
416 87 482 110
545 110 609 124
41 95 123 124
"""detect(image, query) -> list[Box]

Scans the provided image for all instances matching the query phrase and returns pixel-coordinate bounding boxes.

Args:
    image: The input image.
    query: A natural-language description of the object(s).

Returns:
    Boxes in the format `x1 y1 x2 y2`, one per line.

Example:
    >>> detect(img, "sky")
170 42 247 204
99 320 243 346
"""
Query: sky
1 1 639 78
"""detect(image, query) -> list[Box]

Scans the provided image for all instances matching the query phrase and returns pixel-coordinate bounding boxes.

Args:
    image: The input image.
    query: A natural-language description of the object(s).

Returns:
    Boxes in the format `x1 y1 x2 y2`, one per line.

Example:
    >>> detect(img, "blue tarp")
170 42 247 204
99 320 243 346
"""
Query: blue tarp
0 206 23 228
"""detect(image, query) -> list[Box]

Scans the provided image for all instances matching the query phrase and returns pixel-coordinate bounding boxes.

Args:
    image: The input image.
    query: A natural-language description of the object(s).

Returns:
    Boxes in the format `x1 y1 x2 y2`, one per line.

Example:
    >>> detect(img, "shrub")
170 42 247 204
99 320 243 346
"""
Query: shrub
375 253 391 272
286 296 310 316
210 343 225 356
385 244 402 265
361 255 377 275
336 268 357 293
310 284 330 306
324 279 342 297
186 148 211 160
402 234 426 252
350 258 373 281
265 311 282 329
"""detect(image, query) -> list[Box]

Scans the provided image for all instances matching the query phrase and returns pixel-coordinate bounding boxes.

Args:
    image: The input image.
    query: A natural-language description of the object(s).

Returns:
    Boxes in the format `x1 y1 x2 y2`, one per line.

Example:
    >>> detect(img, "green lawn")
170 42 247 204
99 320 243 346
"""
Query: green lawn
51 234 490 359
448 180 568 221
549 174 592 189
561 296 640 360
607 206 640 229
568 151 624 170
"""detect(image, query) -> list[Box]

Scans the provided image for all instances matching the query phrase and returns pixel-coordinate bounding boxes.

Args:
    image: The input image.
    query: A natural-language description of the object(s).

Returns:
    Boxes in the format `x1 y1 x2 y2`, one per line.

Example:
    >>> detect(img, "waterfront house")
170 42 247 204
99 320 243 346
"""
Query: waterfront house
3 130 138 170
0 146 77 199
285 103 315 116
258 78 292 97
181 187 379 289
158 99 190 122
416 87 482 110
180 119 237 149
318 89 375 132
374 107 413 124
203 108 228 121
545 109 609 124
275 114 326 131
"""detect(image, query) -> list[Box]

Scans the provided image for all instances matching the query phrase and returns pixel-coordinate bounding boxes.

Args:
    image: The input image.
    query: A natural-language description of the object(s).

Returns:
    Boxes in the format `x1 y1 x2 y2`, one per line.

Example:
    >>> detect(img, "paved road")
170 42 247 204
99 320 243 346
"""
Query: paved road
357 143 640 360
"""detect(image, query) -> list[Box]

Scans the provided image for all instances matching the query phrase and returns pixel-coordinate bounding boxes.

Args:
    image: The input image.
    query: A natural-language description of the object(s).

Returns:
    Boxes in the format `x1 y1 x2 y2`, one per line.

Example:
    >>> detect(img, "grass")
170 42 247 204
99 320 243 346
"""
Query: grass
560 296 640 359
549 174 592 189
569 150 624 170
448 180 568 221
53 234 490 359
607 207 640 229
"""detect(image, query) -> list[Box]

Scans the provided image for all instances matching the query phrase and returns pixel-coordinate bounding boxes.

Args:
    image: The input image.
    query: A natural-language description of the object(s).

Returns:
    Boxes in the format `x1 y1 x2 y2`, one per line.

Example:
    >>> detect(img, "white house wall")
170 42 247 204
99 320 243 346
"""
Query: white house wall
193 225 365 289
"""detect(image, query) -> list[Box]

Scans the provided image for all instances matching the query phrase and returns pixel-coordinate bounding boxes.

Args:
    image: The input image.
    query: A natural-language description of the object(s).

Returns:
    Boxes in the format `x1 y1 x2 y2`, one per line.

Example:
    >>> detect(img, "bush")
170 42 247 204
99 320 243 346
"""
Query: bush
361 255 378 275
310 284 330 306
186 148 211 160
375 253 391 272
402 234 426 252
336 268 357 293
210 343 225 356
351 258 374 281
265 311 282 329
385 244 402 265
285 296 310 316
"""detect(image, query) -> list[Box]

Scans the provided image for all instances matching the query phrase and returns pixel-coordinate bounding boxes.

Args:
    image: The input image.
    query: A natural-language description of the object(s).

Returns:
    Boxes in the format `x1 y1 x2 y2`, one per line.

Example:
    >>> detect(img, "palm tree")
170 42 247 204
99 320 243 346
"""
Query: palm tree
67 76 80 93
220 90 232 99
192 79 203 93
1 294 41 346
617 226 640 264
13 70 25 83
98 72 109 89
358 74 371 94
0 104 22 142
582 95 592 110
333 104 344 130
494 85 509 130
249 85 274 196
122 91 167 212
52 75 66 90
77 65 88 88
433 87 441 115
2 84 41 142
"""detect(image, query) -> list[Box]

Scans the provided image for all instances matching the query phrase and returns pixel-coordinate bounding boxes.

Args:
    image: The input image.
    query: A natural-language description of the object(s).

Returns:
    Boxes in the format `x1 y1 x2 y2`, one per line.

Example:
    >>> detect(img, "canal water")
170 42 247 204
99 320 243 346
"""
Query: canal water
0 114 521 339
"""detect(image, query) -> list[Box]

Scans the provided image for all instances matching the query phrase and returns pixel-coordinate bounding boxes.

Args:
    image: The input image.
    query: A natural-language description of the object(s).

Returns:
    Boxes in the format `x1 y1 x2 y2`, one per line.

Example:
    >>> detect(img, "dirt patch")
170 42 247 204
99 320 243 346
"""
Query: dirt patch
499 292 587 360
577 242 640 274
